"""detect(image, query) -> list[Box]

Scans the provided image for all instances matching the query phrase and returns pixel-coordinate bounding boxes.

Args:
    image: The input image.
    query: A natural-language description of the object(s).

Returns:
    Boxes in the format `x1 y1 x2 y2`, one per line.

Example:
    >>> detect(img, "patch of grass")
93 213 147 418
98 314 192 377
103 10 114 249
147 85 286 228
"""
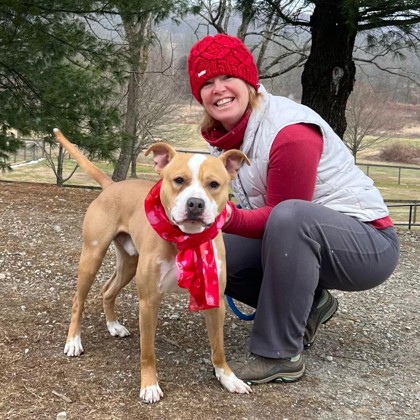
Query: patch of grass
358 164 420 200
2 156 419 204
0 158 158 187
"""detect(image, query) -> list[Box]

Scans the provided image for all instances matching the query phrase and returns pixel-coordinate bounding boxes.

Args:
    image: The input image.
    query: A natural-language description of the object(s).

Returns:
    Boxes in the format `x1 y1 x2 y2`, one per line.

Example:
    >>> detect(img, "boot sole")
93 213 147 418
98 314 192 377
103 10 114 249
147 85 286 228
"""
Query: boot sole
245 365 306 385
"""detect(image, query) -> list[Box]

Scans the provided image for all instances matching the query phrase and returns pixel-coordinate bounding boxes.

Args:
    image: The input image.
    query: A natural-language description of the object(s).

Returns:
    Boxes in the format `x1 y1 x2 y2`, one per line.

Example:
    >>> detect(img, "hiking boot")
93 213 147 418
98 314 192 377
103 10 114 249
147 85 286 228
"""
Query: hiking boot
304 289 338 348
229 353 305 384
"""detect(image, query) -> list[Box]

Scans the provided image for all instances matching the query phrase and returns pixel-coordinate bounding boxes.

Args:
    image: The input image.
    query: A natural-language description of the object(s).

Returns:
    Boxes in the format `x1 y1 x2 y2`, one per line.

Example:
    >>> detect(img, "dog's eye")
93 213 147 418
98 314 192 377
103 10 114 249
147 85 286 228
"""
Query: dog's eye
174 177 184 185
209 181 220 189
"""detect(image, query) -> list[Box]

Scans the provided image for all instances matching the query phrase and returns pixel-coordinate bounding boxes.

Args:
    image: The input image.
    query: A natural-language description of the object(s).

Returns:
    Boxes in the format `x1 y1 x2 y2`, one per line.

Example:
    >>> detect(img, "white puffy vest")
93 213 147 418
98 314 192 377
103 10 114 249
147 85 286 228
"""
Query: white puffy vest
210 85 389 222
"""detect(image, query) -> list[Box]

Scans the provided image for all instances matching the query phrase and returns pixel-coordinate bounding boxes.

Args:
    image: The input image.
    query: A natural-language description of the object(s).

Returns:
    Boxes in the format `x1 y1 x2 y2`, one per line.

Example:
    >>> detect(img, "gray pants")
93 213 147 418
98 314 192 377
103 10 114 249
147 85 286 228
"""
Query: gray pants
224 199 400 359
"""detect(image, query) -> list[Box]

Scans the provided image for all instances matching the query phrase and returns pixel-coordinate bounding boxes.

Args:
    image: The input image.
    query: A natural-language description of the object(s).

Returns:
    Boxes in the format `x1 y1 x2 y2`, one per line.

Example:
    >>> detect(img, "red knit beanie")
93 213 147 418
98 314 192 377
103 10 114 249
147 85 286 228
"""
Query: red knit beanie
188 34 259 103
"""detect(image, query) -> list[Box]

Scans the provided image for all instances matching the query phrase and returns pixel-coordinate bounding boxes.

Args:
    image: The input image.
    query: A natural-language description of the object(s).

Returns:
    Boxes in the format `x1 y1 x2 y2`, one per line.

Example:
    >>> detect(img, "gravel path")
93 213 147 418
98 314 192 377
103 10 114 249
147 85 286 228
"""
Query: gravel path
0 181 419 420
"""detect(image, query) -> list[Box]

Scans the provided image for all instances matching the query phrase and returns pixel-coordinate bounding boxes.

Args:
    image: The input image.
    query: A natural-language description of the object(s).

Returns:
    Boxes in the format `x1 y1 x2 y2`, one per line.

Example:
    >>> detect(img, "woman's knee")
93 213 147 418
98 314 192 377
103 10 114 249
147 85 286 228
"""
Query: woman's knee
266 199 312 231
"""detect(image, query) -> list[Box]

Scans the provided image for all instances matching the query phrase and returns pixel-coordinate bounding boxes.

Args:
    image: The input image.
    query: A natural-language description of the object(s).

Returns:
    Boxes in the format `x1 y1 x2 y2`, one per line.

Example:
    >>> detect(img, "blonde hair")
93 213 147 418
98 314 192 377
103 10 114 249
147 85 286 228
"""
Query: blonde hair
199 84 262 133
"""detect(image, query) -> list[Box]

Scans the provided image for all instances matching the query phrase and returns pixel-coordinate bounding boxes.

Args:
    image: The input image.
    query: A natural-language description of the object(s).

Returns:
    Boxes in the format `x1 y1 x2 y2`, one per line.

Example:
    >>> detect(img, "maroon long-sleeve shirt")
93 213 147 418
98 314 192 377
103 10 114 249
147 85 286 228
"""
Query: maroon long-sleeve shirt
203 114 392 239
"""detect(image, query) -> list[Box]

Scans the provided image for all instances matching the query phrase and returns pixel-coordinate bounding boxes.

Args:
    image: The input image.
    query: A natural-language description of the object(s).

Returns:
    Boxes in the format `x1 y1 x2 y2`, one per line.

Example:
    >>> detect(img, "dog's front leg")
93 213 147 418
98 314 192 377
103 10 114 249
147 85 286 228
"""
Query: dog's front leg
137 284 164 404
204 301 252 394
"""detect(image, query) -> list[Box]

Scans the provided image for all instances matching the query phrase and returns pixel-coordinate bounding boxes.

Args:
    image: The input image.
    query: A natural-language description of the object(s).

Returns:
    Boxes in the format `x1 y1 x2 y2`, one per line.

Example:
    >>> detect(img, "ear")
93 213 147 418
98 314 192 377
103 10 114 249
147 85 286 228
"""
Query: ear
145 142 177 174
218 149 250 179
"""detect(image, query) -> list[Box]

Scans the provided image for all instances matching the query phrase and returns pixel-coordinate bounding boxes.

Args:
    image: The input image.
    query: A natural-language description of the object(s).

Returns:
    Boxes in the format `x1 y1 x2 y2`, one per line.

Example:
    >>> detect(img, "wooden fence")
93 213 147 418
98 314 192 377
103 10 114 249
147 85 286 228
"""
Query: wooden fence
358 162 420 185
7 143 420 229
387 201 419 230
8 139 45 164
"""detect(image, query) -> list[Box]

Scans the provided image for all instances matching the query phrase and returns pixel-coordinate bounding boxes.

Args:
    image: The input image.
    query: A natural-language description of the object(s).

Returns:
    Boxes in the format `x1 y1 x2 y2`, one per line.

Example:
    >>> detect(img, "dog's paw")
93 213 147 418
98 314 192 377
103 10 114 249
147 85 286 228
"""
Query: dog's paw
64 336 84 357
107 321 130 337
214 367 252 394
139 384 164 404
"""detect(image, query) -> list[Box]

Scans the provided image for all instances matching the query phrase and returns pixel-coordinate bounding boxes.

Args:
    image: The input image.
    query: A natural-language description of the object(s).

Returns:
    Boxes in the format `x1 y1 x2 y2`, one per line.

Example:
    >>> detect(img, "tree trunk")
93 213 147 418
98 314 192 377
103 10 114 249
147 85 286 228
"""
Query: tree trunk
112 12 152 182
301 0 357 138
130 154 138 178
112 67 139 182
56 145 65 187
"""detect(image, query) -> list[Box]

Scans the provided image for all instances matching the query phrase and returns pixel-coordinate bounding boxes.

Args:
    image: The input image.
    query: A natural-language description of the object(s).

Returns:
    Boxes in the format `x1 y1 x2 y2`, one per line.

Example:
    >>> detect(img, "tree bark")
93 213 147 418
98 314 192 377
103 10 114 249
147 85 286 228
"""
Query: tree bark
112 11 152 182
112 67 139 182
130 153 138 178
56 145 65 187
301 0 357 138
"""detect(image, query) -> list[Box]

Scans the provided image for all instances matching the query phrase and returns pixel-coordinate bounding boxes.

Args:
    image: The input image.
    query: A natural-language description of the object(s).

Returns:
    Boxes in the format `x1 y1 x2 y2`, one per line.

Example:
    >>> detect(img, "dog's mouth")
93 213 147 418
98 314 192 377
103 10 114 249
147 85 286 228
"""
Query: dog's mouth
173 217 211 234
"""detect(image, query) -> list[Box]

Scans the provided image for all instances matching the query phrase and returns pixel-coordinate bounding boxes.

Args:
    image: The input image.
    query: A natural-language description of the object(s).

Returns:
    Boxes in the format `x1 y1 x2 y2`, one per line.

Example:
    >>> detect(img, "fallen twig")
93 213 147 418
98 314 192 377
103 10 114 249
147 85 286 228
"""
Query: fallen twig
52 390 72 403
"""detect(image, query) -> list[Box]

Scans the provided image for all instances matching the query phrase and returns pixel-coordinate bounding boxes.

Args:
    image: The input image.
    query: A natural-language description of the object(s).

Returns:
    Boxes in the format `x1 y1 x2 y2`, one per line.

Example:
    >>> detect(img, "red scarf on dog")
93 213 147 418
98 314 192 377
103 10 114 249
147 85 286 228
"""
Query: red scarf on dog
144 180 227 311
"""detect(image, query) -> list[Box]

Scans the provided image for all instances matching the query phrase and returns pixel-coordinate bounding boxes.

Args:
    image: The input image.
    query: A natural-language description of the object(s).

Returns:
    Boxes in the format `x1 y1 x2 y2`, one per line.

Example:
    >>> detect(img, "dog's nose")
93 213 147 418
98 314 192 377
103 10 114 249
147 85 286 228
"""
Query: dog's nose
186 197 205 217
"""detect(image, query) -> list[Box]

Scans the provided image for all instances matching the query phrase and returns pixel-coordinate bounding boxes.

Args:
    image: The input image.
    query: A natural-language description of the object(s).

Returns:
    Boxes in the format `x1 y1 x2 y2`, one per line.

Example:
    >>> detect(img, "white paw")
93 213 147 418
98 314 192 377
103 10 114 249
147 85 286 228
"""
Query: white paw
139 384 163 404
107 320 130 337
214 367 252 394
64 336 84 357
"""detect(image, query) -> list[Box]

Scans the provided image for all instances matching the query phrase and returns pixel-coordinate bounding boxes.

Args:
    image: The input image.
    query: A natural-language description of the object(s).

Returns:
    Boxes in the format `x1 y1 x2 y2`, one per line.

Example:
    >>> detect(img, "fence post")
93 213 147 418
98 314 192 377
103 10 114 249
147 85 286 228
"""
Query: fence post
398 167 401 185
408 205 413 230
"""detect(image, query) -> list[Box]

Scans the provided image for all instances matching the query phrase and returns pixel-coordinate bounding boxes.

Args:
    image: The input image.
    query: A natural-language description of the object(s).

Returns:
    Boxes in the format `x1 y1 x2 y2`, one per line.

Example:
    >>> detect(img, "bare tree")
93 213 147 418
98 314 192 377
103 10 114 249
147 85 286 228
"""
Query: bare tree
112 9 154 182
43 143 79 187
344 84 403 161
129 70 189 178
108 0 178 182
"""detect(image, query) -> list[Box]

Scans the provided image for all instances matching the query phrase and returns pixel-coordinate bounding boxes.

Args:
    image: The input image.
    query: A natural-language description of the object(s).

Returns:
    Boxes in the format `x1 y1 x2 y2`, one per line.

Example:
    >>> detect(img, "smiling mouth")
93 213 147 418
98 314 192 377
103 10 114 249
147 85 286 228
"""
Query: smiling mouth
216 97 234 107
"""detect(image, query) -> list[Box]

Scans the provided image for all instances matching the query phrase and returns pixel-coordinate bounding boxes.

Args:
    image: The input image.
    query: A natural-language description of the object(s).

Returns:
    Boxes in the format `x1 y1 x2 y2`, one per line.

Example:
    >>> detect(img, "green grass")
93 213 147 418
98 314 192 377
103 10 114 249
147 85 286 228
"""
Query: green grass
2 142 420 227
0 158 159 187
4 154 419 195
359 165 420 198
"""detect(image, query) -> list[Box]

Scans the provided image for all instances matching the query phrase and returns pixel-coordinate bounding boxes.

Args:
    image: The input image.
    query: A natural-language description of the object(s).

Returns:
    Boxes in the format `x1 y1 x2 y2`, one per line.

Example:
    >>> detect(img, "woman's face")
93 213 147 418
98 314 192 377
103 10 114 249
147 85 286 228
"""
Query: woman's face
200 76 250 131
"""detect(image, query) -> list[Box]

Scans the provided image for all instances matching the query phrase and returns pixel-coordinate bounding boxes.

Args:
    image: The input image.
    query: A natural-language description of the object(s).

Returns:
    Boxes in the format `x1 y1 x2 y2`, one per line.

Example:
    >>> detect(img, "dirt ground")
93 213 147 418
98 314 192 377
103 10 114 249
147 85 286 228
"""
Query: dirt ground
1 181 419 420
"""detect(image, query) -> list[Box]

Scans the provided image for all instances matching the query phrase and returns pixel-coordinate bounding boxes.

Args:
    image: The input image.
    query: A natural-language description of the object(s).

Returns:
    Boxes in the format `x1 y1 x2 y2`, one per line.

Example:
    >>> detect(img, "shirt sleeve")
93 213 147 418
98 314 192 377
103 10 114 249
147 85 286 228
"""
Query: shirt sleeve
223 123 323 239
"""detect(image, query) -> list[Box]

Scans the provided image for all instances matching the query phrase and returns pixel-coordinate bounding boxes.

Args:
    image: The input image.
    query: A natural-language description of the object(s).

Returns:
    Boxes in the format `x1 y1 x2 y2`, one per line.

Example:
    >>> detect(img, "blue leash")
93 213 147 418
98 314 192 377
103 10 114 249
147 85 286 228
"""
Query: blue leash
226 295 256 321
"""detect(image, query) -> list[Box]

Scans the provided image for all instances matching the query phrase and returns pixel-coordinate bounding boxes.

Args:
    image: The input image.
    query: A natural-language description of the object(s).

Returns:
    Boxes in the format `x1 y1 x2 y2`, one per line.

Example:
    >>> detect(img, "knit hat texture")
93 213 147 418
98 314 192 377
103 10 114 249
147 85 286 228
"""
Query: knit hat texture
188 34 259 103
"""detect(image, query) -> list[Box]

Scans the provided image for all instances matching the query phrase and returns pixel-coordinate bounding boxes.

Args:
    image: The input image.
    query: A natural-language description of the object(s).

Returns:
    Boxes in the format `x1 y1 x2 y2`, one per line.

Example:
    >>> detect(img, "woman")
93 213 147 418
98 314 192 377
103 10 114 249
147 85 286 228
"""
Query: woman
187 34 400 384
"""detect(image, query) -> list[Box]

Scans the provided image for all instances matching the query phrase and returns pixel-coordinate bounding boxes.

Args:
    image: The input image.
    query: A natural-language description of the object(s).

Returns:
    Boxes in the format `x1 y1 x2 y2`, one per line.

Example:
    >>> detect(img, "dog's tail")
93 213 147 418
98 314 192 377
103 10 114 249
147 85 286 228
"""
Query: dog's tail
53 128 114 189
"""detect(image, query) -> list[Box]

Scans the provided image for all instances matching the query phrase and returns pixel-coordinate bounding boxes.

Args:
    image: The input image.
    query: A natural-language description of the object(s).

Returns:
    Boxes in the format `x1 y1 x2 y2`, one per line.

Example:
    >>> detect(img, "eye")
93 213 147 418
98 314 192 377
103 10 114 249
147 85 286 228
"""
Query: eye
174 177 184 185
222 75 234 80
209 181 220 189
202 78 214 87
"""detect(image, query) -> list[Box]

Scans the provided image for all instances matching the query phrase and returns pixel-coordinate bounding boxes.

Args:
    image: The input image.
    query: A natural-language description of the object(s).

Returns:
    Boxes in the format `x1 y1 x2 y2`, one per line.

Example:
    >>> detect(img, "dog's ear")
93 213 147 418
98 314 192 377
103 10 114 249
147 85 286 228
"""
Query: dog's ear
218 150 250 179
145 142 177 173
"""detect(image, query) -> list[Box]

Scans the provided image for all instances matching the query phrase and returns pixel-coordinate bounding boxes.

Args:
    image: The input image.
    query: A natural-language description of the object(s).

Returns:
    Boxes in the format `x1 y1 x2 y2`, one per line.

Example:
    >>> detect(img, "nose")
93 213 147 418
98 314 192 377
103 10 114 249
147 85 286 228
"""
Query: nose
212 78 226 93
186 197 205 217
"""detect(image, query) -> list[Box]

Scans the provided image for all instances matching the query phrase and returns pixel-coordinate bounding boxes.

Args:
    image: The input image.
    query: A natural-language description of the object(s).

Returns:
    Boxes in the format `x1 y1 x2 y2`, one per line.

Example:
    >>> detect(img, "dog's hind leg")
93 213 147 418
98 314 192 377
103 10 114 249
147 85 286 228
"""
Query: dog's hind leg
102 245 138 338
64 242 109 357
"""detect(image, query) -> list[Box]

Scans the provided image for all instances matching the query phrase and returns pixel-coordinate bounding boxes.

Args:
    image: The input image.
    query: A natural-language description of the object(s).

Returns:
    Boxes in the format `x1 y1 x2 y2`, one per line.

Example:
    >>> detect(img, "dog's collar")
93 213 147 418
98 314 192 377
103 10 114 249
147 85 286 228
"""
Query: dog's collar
144 180 227 311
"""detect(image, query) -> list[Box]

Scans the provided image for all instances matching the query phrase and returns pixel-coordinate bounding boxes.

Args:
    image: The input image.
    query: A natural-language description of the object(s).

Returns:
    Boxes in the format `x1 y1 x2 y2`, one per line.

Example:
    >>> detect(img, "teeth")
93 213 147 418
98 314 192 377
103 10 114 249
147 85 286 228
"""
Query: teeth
216 98 233 106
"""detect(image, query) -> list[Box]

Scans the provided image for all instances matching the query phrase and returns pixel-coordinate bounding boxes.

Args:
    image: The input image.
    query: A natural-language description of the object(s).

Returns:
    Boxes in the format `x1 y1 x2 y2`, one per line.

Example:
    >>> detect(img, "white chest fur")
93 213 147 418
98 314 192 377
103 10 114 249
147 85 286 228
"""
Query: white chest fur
157 258 186 294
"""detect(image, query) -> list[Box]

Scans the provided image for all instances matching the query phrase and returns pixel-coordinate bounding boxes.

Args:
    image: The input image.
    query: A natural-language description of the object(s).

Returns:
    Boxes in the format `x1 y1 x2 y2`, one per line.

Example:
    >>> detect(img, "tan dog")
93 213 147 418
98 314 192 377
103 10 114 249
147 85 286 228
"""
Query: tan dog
53 129 251 403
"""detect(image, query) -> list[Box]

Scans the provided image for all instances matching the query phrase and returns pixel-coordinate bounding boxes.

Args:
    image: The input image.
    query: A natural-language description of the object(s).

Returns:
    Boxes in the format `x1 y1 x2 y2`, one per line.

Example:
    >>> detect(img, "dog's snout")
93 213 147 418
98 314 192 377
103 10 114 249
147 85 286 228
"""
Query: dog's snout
186 197 205 216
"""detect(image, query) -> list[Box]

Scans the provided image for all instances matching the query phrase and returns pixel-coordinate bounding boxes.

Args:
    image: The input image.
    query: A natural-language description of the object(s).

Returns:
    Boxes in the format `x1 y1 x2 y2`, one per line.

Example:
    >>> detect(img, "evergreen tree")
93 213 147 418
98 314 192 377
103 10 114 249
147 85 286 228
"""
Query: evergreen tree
0 1 124 171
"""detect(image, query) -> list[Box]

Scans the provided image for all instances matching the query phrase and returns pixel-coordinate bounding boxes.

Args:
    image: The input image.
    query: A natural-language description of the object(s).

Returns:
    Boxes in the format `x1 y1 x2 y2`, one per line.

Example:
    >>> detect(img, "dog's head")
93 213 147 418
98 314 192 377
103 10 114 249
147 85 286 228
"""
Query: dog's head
145 143 249 234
